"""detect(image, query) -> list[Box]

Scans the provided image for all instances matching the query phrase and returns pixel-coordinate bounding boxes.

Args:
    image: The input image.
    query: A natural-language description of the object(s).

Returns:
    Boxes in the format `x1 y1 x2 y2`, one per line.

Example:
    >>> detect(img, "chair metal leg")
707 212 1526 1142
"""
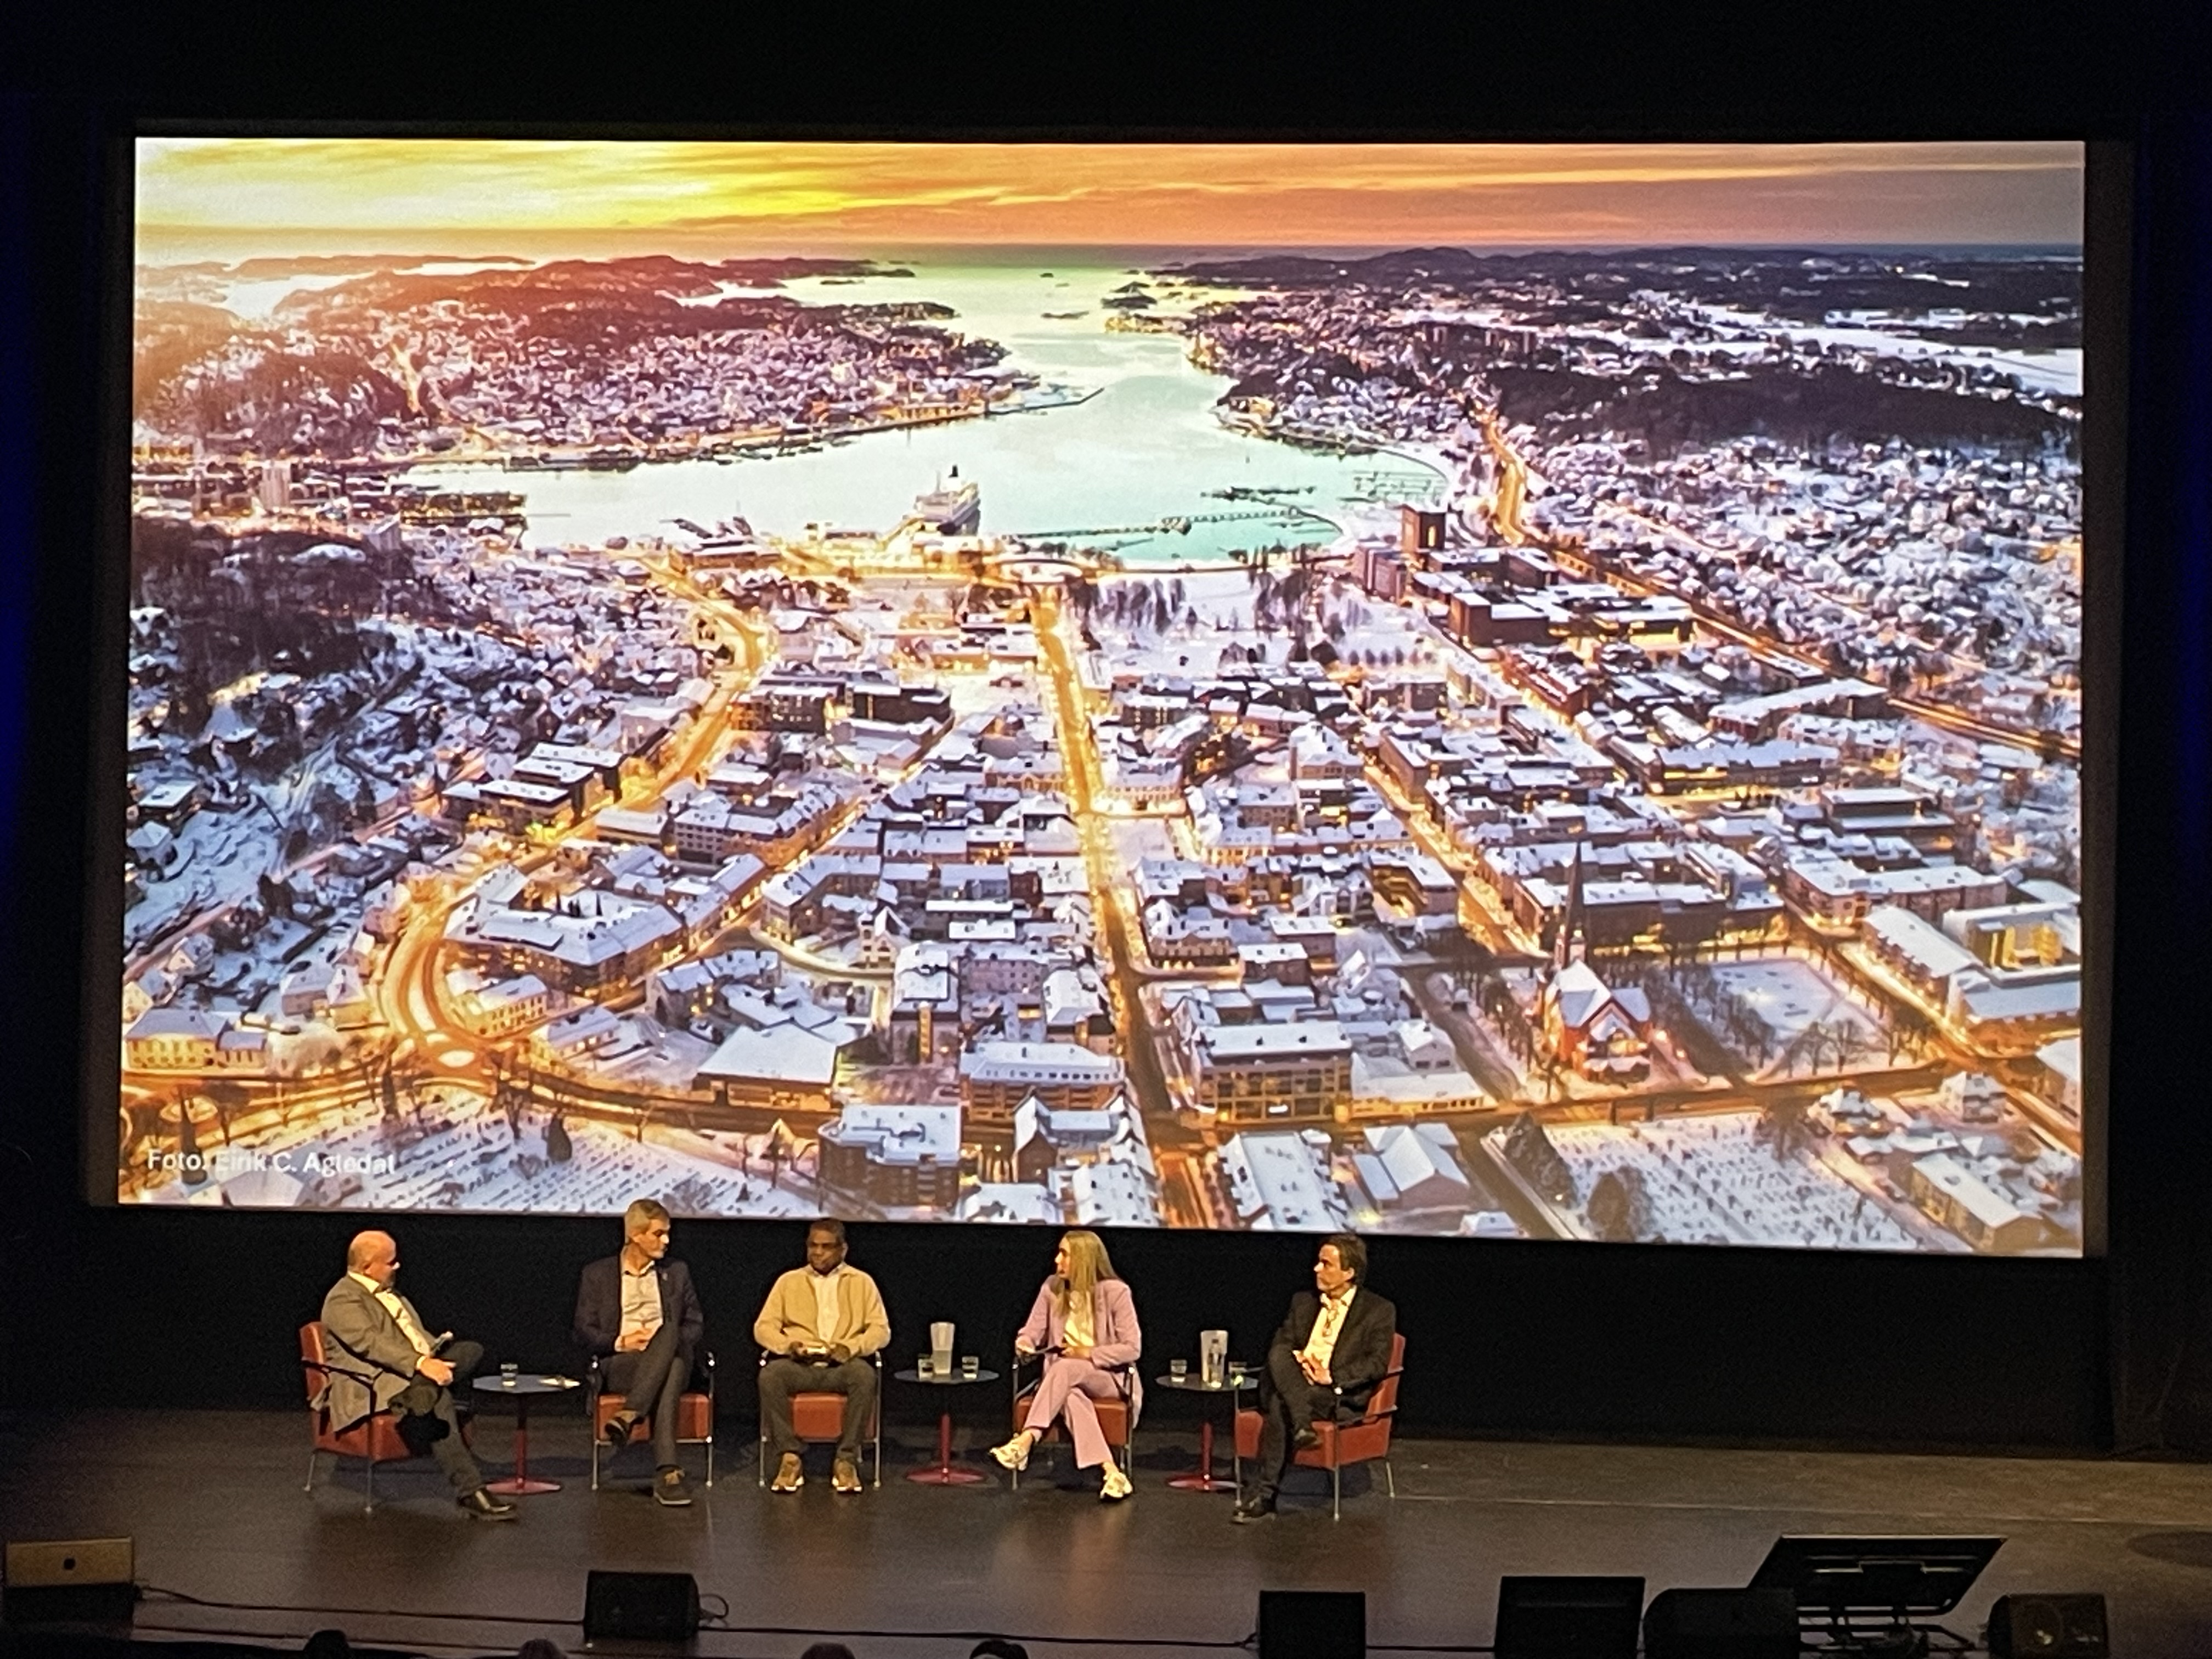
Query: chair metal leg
591 1425 601 1491
873 1414 882 1488
758 1423 769 1488
1330 1454 1341 1521
704 1428 714 1489
304 1448 321 1493
1384 1458 1396 1499
362 1451 376 1516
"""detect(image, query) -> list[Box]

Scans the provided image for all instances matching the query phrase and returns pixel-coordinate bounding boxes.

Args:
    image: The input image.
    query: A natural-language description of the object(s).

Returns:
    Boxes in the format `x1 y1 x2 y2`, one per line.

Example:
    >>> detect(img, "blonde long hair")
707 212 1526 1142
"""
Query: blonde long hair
1052 1229 1119 1319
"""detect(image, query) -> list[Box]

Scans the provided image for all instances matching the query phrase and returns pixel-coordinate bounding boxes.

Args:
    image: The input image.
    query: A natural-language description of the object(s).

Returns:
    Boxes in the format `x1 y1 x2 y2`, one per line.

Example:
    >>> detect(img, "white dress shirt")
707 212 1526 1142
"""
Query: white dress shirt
1299 1285 1357 1372
809 1264 849 1344
620 1260 664 1341
348 1269 432 1356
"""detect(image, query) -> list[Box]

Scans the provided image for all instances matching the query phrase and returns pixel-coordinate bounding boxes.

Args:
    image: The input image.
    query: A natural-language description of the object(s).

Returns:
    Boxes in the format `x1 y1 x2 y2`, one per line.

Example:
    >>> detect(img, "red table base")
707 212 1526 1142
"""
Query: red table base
907 1408 988 1485
1166 1415 1238 1492
484 1398 560 1495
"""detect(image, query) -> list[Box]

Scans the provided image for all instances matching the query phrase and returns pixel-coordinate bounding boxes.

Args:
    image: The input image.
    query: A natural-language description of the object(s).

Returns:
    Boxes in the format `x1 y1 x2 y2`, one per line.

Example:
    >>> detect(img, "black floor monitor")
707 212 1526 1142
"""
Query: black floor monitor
1259 1590 1365 1659
582 1569 701 1643
1494 1576 1645 1659
1749 1537 2005 1618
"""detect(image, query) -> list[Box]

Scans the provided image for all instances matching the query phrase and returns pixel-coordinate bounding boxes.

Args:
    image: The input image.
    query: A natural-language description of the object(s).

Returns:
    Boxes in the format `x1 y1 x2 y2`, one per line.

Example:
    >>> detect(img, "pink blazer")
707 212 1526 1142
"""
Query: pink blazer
1017 1276 1144 1426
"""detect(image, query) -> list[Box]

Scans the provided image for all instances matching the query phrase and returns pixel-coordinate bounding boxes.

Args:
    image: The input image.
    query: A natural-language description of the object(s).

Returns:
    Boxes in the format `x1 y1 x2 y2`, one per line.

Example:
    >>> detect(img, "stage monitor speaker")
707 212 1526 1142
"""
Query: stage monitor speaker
3 1537 136 1626
1258 1589 1365 1659
1987 1594 2108 1659
582 1569 700 1644
1643 1587 1799 1659
1494 1576 1644 1659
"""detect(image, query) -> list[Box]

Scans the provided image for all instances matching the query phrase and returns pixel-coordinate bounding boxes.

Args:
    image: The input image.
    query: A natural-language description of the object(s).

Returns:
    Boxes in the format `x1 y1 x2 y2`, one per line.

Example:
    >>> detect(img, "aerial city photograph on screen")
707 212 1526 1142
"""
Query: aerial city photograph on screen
119 140 2088 1251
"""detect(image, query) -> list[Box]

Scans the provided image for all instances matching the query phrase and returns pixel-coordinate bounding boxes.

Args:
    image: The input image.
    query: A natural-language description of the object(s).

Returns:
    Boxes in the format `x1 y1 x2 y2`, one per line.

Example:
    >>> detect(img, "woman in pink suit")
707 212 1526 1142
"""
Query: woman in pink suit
991 1230 1142 1500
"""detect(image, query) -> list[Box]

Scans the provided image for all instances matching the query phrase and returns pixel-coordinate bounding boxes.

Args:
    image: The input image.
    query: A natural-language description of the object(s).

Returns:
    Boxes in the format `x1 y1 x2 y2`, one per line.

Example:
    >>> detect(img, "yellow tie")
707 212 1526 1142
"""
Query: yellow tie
1318 1297 1343 1347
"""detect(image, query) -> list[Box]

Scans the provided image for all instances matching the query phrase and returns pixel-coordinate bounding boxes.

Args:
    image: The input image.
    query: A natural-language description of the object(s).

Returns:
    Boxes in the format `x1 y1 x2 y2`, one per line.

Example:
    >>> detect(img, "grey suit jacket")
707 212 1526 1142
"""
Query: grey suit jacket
317 1274 435 1431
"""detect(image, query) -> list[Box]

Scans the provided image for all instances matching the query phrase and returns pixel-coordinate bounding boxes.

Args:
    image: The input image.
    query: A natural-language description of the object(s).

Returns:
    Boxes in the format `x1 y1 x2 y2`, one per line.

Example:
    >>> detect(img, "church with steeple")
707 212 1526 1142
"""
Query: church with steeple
1538 847 1655 1082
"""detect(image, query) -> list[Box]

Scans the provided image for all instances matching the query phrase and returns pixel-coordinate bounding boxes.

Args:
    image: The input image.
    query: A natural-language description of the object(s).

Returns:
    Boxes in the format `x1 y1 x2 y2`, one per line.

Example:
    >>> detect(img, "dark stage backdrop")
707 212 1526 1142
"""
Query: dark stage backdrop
2 14 2208 1454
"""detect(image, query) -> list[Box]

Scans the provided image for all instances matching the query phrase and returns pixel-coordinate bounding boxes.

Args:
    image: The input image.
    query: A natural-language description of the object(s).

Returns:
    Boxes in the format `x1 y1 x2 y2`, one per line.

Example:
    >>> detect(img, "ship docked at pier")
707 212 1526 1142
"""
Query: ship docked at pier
912 467 981 535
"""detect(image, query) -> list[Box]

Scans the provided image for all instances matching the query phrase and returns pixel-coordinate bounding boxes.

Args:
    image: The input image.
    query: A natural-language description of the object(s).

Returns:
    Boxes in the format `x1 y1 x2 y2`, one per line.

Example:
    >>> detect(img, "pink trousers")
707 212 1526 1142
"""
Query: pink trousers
1022 1355 1124 1468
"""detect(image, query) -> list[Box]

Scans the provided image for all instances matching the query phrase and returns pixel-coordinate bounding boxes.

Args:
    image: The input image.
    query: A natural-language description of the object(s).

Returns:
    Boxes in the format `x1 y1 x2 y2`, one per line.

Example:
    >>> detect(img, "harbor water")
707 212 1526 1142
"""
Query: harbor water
405 258 1446 567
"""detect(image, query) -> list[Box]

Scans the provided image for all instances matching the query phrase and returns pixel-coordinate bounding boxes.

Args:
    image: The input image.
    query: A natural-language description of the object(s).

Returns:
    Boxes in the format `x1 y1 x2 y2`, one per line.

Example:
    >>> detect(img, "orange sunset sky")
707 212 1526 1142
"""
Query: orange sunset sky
135 139 2085 258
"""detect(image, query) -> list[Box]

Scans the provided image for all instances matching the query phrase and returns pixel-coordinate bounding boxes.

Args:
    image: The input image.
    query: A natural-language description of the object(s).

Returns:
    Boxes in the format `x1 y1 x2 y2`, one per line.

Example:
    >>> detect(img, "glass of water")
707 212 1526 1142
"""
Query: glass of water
961 1354 980 1379
917 1353 934 1379
500 1362 518 1384
1169 1357 1189 1381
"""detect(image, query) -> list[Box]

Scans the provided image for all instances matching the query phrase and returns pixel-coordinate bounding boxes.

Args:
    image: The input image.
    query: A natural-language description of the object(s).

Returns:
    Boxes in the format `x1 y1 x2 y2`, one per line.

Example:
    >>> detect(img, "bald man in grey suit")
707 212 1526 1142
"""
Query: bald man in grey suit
317 1230 516 1520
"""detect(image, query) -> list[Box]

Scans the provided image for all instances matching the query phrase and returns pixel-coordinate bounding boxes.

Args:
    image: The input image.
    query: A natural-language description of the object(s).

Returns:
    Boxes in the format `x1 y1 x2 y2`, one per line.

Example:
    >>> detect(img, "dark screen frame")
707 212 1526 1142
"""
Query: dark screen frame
81 129 2128 1272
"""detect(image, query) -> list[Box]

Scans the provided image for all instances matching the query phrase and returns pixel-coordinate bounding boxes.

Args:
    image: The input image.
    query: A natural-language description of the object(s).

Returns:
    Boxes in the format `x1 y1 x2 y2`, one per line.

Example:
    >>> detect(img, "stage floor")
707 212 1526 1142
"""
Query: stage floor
1 1409 2208 1658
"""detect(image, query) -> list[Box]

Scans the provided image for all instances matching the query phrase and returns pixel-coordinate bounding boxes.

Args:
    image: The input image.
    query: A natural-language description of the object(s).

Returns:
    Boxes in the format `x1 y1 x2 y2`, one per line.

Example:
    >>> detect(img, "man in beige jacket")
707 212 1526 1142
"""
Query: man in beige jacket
753 1218 890 1493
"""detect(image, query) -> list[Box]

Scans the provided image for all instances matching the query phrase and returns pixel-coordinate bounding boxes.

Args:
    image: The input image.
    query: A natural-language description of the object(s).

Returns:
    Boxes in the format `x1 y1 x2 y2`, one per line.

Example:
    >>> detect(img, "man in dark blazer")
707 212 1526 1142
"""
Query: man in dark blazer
317 1229 515 1519
1234 1232 1397 1521
574 1197 706 1506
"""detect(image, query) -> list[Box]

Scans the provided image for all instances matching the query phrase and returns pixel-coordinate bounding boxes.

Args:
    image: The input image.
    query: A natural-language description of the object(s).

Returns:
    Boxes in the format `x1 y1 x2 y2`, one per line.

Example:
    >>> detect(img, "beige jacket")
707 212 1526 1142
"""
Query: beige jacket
752 1265 890 1357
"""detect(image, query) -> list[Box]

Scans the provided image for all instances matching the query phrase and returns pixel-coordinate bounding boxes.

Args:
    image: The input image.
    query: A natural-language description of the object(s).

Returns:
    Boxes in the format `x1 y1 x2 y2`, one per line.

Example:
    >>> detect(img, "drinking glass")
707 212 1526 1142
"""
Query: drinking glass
917 1353 934 1378
499 1362 518 1384
961 1354 980 1380
1169 1357 1189 1381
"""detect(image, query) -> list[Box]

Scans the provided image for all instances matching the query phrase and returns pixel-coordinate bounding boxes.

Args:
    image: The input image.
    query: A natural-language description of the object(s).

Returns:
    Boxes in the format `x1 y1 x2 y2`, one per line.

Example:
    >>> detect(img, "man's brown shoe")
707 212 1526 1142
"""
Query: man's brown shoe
770 1452 804 1493
832 1458 862 1494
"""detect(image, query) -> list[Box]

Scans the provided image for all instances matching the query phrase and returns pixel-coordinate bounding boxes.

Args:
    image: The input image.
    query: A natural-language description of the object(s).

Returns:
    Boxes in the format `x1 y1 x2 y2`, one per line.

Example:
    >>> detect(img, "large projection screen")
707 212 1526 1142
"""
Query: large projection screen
111 139 2094 1252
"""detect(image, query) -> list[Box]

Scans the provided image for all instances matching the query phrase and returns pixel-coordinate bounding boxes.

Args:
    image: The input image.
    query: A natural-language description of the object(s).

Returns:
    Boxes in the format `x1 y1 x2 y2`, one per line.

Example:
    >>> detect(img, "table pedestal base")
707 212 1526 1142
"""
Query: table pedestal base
486 1407 561 1495
1166 1416 1238 1492
907 1409 986 1485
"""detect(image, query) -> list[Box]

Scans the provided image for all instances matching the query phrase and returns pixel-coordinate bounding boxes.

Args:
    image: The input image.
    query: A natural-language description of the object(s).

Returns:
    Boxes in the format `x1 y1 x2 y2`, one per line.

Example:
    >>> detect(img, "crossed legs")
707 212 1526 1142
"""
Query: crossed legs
391 1338 488 1492
602 1324 689 1469
1253 1342 1334 1500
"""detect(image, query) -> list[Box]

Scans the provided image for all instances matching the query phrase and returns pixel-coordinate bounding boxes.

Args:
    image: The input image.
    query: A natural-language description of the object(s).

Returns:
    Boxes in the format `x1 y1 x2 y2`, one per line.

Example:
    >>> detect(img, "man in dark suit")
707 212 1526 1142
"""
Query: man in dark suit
1234 1232 1397 1522
573 1197 706 1506
317 1229 515 1520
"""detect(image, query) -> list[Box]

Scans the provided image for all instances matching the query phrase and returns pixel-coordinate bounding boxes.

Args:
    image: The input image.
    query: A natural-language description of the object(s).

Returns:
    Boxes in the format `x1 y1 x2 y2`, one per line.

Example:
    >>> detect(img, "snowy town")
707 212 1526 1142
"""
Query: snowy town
118 239 2087 1254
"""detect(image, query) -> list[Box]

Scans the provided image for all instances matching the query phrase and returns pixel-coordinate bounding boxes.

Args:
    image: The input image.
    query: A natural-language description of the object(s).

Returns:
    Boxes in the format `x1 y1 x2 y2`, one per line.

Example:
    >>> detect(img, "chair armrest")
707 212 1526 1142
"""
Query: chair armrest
1332 1379 1395 1425
301 1357 381 1386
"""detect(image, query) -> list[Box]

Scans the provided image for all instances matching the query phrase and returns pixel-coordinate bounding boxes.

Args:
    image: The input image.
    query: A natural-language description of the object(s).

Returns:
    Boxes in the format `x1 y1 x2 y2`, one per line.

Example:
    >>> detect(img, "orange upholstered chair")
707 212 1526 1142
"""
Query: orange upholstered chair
1007 1347 1132 1489
300 1319 471 1514
754 1351 882 1487
1234 1331 1405 1519
589 1349 717 1489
